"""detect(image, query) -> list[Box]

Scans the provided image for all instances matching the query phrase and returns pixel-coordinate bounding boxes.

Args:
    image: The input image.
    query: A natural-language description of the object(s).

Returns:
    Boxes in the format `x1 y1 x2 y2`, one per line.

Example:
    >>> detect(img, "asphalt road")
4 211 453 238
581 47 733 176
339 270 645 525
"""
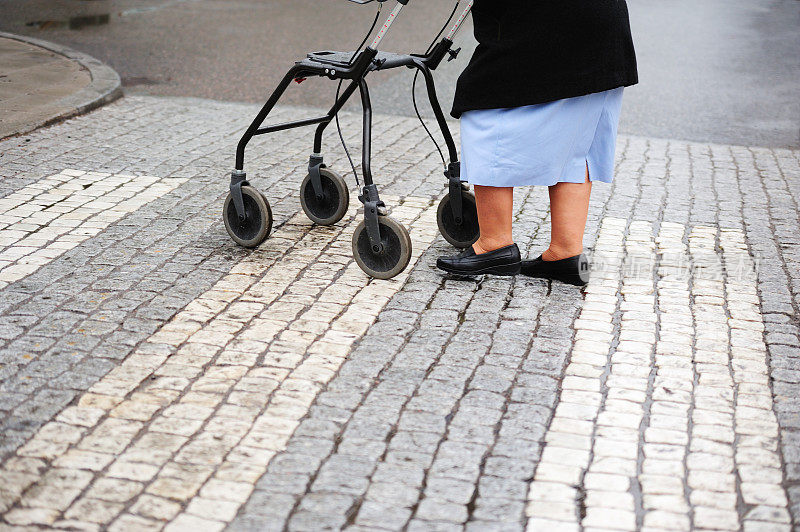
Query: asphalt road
1 0 798 148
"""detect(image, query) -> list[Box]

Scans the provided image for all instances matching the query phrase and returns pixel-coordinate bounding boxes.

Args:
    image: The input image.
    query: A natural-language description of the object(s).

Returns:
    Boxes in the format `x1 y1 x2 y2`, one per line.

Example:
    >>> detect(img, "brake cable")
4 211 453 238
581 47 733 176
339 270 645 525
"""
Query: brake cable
336 2 382 187
413 1 463 170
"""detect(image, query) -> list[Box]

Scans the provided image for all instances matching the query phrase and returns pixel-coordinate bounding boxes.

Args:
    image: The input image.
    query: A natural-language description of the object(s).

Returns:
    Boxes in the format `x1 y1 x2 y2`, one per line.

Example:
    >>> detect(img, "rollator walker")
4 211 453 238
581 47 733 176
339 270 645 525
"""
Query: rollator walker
223 0 478 279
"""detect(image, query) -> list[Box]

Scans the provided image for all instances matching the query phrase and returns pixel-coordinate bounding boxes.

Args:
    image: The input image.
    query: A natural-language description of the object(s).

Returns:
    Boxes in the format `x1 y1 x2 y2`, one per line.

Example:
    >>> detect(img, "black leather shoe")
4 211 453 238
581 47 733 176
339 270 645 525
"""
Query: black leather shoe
437 244 521 276
520 253 590 286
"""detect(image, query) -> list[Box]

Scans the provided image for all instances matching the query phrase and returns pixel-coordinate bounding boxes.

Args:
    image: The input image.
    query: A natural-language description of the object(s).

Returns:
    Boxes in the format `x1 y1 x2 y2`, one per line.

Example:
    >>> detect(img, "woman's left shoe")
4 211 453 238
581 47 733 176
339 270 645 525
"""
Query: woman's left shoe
520 253 591 286
437 244 521 276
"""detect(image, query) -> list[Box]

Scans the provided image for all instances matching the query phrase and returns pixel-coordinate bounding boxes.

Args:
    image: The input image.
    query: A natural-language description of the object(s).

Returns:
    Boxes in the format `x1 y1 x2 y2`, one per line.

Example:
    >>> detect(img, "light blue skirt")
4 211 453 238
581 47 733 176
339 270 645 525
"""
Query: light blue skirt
460 87 624 187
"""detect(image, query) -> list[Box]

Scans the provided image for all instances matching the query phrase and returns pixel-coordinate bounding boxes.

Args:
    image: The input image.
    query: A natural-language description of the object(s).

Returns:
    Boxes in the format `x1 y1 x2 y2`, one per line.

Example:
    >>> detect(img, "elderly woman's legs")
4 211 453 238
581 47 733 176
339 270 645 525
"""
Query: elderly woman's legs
544 168 592 260
473 185 514 254
519 167 592 285
472 169 591 258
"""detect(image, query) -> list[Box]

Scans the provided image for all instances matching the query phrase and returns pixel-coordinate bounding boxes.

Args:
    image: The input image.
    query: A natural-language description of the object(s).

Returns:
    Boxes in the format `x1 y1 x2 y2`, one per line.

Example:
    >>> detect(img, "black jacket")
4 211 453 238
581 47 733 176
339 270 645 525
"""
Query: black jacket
451 0 638 118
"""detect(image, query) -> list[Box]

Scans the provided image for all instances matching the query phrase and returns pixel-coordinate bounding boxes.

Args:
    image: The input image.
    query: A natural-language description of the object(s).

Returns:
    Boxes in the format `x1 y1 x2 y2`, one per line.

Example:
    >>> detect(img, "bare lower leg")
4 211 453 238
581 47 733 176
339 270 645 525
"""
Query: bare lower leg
544 166 592 261
473 185 514 254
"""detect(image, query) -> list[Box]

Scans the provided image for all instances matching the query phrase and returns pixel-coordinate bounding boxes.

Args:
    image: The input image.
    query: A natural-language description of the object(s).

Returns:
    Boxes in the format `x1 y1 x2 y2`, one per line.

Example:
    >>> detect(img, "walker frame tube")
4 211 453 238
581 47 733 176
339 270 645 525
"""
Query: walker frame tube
370 2 404 50
446 1 473 41
359 79 375 186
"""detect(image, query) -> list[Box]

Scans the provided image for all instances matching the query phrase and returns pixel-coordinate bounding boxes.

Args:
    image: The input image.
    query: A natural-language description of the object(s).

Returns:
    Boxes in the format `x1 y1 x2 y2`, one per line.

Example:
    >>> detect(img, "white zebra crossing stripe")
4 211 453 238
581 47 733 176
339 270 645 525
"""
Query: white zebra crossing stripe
0 170 186 288
525 218 790 531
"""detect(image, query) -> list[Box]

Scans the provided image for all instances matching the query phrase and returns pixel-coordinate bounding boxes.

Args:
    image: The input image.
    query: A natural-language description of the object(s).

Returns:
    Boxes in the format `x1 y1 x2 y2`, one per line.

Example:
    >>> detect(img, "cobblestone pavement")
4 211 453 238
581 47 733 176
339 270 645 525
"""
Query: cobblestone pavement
0 95 798 531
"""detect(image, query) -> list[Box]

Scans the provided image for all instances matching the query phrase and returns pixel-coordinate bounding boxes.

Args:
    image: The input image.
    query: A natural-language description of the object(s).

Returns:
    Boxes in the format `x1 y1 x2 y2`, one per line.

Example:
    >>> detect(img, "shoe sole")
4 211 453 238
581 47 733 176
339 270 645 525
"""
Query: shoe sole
521 270 588 286
438 261 522 277
556 274 589 287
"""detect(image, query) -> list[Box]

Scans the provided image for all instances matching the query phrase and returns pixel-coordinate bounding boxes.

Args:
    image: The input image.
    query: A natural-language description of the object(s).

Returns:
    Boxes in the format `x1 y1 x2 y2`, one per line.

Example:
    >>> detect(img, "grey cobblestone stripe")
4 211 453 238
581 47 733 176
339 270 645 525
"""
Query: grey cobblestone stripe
229 198 556 532
0 96 446 464
0 170 232 461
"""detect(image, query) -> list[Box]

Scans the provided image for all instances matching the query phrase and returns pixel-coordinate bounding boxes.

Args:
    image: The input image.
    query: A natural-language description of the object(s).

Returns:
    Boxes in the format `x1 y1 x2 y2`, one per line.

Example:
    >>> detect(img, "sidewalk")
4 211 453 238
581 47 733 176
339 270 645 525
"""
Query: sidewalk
0 32 121 140
0 94 798 531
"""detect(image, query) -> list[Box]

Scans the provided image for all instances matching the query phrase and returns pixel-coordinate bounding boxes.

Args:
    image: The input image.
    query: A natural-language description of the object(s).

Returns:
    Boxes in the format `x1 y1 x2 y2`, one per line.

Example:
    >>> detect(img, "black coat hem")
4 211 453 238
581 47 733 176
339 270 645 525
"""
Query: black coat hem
451 0 639 120
451 72 638 119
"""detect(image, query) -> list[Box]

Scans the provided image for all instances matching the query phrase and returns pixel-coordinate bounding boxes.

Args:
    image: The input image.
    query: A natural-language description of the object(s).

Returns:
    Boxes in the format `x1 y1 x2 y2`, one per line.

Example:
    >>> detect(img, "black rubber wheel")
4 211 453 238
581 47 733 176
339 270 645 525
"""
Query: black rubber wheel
352 215 412 280
437 191 480 248
300 168 350 225
223 185 273 248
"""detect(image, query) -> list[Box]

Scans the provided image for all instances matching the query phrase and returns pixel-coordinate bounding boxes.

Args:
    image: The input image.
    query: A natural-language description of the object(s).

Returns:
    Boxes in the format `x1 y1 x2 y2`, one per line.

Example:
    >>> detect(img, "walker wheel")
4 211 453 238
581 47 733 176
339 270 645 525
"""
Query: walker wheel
352 215 412 280
300 168 350 225
437 191 480 248
223 185 273 248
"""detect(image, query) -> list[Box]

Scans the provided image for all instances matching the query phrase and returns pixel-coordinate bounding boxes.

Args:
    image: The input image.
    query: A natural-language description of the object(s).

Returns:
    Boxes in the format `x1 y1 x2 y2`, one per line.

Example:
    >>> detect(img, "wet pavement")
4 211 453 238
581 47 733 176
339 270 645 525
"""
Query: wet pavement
0 36 88 138
1 0 798 148
0 94 799 531
0 32 121 140
0 0 453 107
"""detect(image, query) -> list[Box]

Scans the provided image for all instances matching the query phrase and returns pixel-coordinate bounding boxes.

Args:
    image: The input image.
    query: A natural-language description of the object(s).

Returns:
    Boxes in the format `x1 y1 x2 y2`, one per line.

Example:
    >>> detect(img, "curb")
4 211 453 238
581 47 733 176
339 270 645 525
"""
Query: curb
0 31 123 139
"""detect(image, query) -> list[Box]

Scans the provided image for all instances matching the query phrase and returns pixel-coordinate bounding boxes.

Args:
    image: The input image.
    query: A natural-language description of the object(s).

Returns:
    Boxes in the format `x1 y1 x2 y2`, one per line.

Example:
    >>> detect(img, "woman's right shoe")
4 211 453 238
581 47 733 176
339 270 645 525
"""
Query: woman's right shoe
520 253 590 286
437 243 521 276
